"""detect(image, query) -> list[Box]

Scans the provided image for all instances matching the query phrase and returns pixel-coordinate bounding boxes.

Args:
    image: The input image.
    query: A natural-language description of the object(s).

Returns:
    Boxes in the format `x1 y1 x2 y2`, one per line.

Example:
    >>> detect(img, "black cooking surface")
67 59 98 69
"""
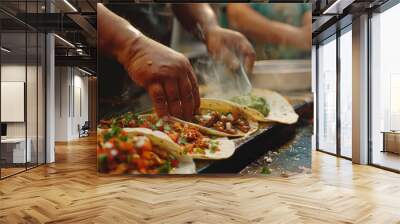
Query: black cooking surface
197 101 313 174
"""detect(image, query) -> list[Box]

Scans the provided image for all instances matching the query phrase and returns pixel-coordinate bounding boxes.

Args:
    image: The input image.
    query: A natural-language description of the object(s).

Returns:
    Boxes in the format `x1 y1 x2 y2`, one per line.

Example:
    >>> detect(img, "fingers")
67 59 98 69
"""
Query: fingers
148 71 198 120
239 39 256 74
178 75 195 120
163 80 183 119
187 67 200 112
242 48 255 74
147 83 168 117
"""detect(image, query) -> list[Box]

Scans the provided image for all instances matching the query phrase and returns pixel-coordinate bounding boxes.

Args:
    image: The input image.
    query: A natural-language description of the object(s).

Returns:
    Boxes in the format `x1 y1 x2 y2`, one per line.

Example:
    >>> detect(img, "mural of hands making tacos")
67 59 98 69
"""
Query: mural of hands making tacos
97 3 312 175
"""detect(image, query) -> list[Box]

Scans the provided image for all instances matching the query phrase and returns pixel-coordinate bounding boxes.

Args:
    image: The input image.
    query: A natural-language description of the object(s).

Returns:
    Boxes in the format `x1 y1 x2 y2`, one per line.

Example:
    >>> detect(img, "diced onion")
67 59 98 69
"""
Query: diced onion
135 136 147 148
226 122 232 130
104 142 113 149
110 149 118 156
202 114 212 121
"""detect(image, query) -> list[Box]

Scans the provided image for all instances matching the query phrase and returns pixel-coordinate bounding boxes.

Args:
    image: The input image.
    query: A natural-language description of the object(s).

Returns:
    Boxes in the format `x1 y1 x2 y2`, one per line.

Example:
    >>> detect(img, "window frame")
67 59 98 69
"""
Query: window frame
315 23 353 161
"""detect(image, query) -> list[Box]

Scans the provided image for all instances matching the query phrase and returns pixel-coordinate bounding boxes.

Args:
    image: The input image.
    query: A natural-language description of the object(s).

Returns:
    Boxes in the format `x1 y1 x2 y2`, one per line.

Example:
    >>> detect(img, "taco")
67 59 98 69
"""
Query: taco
230 89 299 124
99 114 235 159
97 127 196 174
173 98 259 137
230 94 270 117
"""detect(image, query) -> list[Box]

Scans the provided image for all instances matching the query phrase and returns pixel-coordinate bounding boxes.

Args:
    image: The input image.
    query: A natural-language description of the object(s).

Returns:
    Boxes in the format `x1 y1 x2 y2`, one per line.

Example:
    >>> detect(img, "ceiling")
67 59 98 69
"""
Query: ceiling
312 0 391 43
0 0 395 72
0 0 97 72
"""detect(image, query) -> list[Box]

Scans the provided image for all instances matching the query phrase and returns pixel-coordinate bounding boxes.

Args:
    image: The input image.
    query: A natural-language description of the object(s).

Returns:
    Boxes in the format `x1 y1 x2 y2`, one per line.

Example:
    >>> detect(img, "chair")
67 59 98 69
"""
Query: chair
79 121 90 138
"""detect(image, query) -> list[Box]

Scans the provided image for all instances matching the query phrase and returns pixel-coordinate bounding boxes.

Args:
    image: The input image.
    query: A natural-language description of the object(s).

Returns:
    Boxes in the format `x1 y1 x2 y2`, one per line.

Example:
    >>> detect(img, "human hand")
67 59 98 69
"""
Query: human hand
293 25 311 50
204 26 255 74
118 35 200 120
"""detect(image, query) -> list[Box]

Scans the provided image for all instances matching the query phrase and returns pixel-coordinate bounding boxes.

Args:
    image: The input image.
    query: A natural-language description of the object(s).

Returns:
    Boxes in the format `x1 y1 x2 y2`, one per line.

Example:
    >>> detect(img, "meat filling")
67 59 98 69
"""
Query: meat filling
195 110 250 134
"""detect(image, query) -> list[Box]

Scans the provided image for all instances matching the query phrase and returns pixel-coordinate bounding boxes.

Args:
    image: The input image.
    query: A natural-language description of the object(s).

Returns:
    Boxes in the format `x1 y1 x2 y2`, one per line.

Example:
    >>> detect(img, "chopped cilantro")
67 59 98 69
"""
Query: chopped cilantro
103 126 121 142
158 161 172 174
110 126 121 136
137 117 145 125
150 124 158 130
163 123 171 132
261 167 271 175
178 136 188 145
119 135 128 142
155 119 164 127
111 118 118 128
103 132 113 142
124 112 134 121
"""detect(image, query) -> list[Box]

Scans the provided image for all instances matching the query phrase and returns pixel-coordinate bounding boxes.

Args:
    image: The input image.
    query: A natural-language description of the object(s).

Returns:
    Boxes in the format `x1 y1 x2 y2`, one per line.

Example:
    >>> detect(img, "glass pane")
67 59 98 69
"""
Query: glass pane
27 31 38 169
38 33 45 165
371 4 400 171
317 37 337 154
340 29 352 158
1 30 27 177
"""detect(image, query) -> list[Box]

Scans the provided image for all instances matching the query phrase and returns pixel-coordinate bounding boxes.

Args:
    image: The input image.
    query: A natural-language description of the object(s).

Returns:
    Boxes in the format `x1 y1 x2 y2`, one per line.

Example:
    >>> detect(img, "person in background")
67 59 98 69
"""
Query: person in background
98 3 255 120
220 3 311 60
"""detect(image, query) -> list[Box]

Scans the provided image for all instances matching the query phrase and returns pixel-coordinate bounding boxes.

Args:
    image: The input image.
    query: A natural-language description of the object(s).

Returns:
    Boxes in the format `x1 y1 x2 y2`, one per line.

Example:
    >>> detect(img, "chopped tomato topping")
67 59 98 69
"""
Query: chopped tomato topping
171 159 179 168
167 132 179 142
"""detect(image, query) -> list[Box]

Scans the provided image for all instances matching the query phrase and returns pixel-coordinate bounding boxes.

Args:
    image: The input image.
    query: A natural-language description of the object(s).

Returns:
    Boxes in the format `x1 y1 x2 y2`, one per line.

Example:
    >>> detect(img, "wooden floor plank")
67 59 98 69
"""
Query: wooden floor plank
0 135 400 223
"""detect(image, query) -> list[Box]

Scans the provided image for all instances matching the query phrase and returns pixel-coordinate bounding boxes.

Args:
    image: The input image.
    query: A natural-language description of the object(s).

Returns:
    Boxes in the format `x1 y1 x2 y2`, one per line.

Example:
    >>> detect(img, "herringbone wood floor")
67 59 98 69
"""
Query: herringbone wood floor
1 136 400 224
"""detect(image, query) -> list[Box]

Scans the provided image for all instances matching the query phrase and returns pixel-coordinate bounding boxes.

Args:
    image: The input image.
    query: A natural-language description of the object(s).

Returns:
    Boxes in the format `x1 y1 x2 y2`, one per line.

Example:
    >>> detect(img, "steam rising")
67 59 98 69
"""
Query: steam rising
193 57 251 99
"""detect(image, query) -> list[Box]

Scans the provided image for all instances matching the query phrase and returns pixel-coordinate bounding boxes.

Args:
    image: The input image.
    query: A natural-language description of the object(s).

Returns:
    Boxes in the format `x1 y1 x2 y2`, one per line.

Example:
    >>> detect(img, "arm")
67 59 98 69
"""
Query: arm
98 3 141 66
98 4 200 120
171 3 218 41
226 3 310 50
302 11 312 27
172 4 255 73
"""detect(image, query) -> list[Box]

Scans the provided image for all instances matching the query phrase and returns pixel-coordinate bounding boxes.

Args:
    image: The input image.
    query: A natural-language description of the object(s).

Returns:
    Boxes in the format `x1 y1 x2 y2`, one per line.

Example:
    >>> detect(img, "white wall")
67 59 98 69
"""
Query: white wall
1 64 46 163
1 65 42 138
54 67 89 141
55 66 69 141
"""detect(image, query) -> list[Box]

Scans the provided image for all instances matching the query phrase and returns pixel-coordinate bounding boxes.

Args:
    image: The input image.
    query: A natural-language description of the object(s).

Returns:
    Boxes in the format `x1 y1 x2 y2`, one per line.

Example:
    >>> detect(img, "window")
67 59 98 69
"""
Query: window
0 1 47 179
370 3 400 171
339 27 352 158
317 36 337 154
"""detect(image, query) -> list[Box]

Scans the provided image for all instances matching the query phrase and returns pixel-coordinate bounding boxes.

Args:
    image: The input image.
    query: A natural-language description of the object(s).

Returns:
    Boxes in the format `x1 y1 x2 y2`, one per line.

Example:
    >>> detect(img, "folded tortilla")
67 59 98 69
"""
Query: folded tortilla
152 130 235 160
173 98 259 138
97 127 196 174
231 89 299 124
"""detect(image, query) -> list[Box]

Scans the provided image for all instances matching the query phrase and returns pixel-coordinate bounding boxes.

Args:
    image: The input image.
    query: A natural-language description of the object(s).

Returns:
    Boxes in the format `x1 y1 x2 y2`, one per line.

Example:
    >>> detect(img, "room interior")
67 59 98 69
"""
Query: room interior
0 0 400 222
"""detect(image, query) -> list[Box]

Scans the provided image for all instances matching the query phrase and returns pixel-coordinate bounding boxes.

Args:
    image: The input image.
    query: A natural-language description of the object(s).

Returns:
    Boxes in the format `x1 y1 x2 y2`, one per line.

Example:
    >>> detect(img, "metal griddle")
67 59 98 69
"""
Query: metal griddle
196 101 313 174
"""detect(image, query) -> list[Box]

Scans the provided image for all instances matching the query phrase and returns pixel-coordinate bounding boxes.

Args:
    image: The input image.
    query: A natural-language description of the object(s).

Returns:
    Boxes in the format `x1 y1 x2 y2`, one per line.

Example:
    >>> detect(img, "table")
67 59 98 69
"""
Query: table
382 131 400 154
1 138 31 164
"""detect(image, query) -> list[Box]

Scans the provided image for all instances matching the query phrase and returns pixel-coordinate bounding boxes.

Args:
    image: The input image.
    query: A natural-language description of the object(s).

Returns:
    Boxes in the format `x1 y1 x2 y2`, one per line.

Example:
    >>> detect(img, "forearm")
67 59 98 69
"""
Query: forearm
172 3 219 41
97 3 142 65
302 11 312 27
226 4 301 46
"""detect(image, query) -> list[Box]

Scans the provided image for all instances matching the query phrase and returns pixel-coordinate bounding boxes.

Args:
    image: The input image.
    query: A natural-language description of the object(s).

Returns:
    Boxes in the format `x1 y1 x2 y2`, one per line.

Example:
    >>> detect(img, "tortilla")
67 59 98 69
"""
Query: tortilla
152 130 235 159
245 89 299 124
99 114 237 160
97 127 196 174
228 89 298 124
173 98 259 137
